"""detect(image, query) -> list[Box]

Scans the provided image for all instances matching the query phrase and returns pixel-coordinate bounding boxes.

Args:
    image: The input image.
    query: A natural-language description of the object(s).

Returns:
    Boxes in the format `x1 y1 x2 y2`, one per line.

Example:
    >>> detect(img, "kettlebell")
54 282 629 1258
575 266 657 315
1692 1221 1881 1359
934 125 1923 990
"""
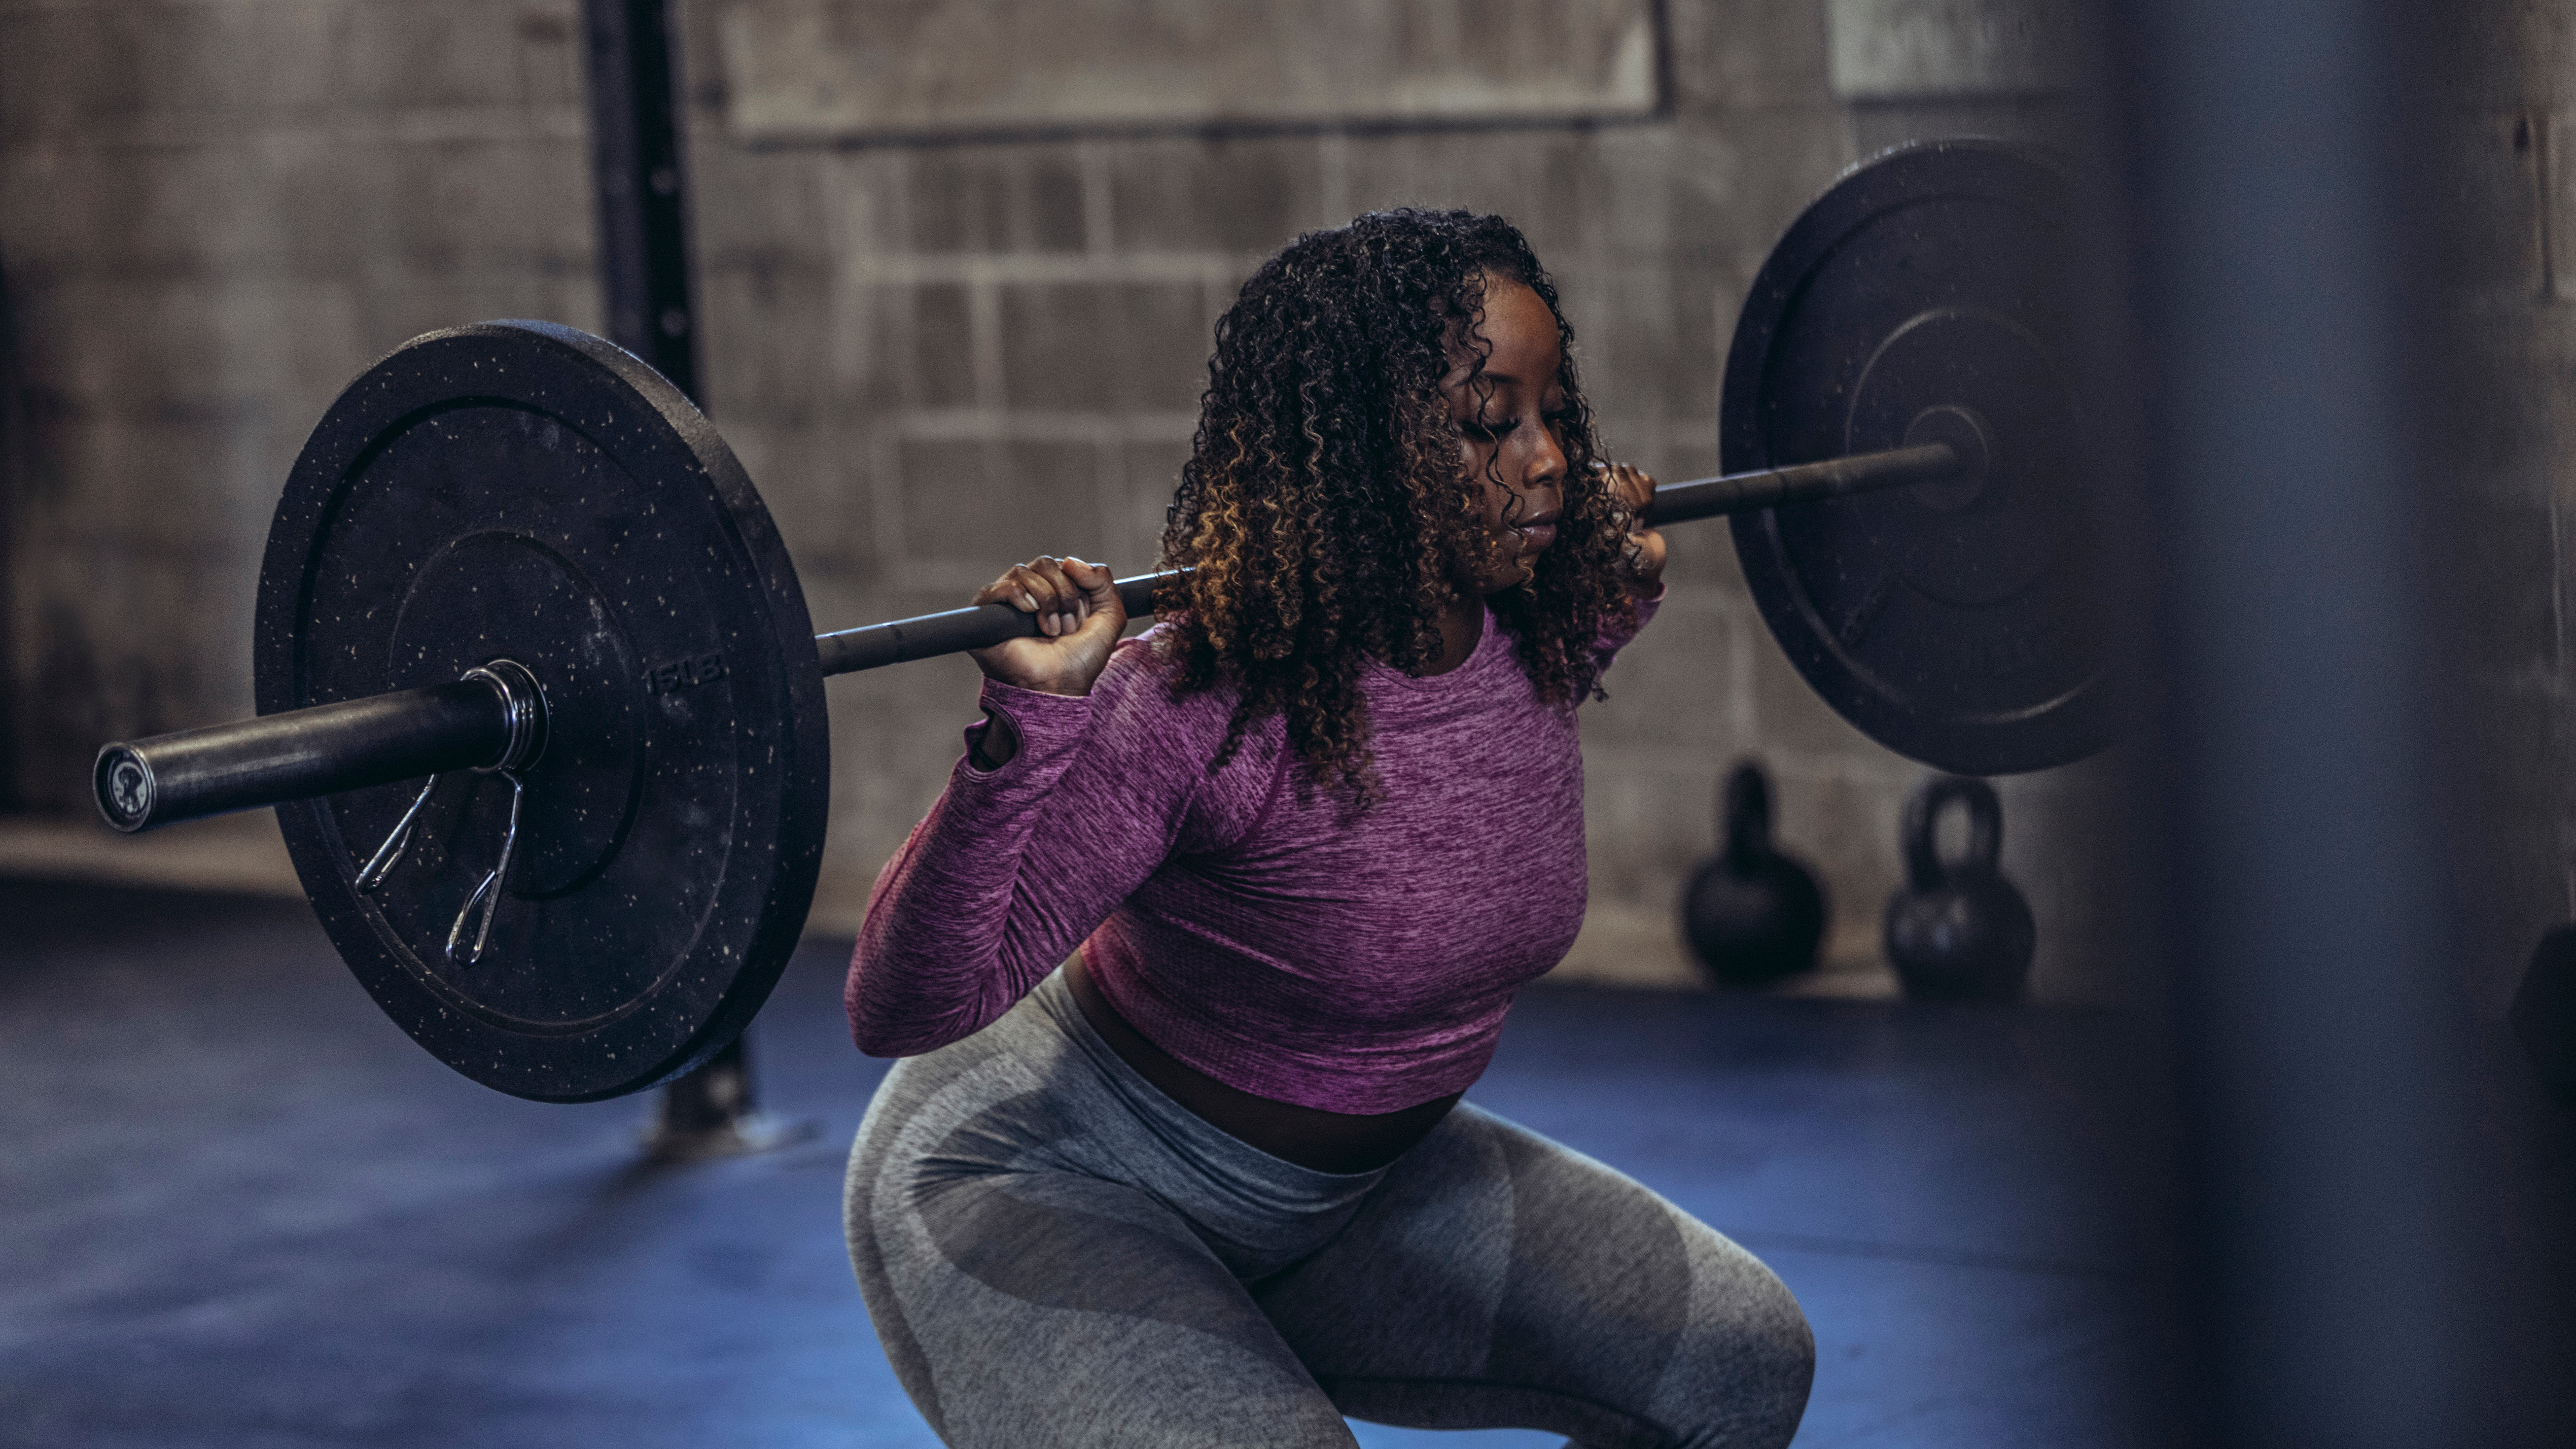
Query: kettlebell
1884 775 2034 1002
1682 761 1827 986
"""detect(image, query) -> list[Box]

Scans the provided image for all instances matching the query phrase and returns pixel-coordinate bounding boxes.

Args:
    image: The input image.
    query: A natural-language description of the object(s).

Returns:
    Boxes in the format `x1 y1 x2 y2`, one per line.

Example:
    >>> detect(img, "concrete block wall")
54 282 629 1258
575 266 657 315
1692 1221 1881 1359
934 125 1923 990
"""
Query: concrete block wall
2424 3 2576 1014
0 0 601 795
0 0 2132 998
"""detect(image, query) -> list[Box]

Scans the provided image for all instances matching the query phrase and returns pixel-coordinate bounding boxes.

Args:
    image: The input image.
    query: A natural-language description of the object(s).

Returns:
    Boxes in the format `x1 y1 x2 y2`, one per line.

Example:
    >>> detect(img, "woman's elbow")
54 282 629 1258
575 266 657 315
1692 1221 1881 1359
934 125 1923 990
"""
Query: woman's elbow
845 1007 987 1058
843 962 990 1058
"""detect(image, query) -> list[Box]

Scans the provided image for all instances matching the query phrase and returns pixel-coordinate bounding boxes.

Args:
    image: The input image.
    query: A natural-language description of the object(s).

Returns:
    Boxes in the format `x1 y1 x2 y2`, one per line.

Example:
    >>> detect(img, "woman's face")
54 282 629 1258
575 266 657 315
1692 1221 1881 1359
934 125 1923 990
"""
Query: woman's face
1442 277 1571 595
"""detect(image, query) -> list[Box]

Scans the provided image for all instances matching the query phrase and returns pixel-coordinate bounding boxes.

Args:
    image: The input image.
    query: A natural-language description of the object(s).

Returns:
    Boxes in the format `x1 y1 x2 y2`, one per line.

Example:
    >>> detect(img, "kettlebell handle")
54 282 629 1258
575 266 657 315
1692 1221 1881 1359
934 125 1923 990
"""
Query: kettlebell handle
1721 760 1775 865
1901 775 2003 891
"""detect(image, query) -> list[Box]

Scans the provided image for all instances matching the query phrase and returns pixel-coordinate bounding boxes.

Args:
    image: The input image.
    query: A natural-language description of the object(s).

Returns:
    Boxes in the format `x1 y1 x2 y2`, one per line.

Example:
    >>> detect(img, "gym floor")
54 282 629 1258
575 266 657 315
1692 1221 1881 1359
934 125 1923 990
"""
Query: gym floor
1 879 2154 1448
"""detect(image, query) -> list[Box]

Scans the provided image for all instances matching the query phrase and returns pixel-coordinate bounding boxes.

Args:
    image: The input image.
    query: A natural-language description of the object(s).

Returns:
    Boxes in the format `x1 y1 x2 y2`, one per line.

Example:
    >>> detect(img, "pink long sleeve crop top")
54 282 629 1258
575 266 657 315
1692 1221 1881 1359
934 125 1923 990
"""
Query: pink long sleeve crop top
844 596 1658 1115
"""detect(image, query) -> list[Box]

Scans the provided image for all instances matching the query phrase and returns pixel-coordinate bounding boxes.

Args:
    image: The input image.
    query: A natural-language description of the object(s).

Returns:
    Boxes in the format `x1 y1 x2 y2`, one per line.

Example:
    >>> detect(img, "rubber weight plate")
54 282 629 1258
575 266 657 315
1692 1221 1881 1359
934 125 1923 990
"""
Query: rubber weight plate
255 321 829 1101
1723 140 2112 775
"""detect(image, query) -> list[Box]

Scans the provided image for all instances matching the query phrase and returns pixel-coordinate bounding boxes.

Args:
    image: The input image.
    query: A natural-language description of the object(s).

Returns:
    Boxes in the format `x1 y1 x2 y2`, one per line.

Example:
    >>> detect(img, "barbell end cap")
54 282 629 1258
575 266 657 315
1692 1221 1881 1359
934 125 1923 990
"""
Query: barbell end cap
94 743 157 834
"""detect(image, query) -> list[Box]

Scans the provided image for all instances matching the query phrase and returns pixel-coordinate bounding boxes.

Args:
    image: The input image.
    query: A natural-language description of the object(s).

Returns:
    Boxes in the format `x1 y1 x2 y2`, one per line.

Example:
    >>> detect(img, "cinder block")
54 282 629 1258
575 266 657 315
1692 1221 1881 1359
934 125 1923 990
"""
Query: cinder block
2431 0 2576 111
1668 110 1859 270
2441 110 2547 305
1667 0 1836 110
1579 264 1723 427
819 643 991 876
1768 764 1908 949
2444 486 2559 679
697 262 841 421
1843 95 2081 160
892 436 992 556
2437 324 2576 480
360 137 595 278
347 276 596 363
1660 507 1755 599
1590 129 1686 266
999 440 1110 560
1117 437 1194 567
902 151 1011 254
13 539 262 809
998 281 1207 412
995 283 1101 411
722 418 872 569
0 6 150 139
862 282 972 409
29 415 251 554
1747 618 1887 763
807 284 904 413
337 1 533 112
1582 754 1725 909
0 0 335 131
182 0 352 117
1340 129 1598 262
514 3 585 108
2545 111 2576 304
1580 596 1750 757
902 147 1084 254
894 437 1105 570
1107 137 1324 253
817 149 911 260
1027 155 1087 254
690 144 833 270
15 280 230 419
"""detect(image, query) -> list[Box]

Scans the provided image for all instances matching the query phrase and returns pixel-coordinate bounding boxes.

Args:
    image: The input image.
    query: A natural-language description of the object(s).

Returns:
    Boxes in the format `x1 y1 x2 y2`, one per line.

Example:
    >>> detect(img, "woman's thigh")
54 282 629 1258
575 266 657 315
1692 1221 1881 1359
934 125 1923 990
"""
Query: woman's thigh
1252 1105 1814 1449
846 1051 1362 1449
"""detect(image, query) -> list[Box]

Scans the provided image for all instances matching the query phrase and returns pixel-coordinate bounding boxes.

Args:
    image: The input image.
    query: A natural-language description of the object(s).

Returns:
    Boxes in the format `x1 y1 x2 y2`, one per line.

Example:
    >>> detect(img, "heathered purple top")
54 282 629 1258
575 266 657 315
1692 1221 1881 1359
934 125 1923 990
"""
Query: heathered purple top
845 595 1658 1114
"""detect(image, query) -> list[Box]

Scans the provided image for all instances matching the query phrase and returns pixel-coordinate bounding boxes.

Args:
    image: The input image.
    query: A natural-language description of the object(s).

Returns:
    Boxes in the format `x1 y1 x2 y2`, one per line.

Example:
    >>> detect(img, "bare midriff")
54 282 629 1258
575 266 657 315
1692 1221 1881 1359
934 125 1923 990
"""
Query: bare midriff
1064 954 1460 1175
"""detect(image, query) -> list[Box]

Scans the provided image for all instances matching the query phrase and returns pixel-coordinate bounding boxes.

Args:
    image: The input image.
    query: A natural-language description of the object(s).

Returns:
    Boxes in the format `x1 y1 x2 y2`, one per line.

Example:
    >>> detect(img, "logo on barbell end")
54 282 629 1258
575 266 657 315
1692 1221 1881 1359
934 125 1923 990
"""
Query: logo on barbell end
108 756 151 820
644 653 727 695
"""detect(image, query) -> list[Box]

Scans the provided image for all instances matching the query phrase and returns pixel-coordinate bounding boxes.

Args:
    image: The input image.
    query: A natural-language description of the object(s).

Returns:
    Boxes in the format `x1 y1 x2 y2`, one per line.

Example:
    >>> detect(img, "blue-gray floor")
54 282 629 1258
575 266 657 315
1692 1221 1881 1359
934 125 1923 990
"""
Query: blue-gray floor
0 881 2152 1447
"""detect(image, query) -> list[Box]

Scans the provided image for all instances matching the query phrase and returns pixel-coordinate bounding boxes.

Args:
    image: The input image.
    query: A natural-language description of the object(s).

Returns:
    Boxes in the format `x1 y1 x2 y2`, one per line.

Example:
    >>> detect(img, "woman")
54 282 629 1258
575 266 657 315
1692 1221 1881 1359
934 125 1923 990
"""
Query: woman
844 209 1813 1448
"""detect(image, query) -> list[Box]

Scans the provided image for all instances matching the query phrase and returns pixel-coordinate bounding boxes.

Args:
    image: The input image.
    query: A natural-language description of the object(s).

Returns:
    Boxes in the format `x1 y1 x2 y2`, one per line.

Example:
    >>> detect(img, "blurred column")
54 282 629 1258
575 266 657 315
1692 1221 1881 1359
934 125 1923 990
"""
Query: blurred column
2111 0 2495 1444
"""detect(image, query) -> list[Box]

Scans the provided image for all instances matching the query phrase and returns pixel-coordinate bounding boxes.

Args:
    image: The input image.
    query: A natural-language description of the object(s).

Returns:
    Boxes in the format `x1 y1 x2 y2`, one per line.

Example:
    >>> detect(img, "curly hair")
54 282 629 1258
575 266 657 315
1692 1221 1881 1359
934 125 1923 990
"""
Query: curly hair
1156 208 1636 801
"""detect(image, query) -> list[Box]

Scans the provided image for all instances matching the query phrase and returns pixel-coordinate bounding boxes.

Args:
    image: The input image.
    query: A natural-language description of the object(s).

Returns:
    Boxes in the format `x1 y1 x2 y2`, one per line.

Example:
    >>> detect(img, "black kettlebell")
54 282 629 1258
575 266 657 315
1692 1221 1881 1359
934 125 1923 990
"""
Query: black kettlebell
1682 761 1827 986
1884 775 2034 1002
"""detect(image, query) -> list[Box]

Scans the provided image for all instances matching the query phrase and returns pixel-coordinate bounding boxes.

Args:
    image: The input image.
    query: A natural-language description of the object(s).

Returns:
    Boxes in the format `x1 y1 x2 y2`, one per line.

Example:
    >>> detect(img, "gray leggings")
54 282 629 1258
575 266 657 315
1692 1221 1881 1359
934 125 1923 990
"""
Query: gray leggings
843 973 1813 1447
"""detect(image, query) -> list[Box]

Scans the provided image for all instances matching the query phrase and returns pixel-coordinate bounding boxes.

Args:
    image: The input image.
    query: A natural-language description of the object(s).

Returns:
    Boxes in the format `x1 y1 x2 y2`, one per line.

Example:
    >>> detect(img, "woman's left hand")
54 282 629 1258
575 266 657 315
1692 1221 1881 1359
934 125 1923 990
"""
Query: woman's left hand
1600 462 1667 598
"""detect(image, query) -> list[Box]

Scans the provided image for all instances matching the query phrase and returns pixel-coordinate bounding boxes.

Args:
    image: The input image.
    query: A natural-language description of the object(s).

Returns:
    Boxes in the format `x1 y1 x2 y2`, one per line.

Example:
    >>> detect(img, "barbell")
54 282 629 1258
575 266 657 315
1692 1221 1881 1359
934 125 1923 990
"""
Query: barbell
87 140 2110 1101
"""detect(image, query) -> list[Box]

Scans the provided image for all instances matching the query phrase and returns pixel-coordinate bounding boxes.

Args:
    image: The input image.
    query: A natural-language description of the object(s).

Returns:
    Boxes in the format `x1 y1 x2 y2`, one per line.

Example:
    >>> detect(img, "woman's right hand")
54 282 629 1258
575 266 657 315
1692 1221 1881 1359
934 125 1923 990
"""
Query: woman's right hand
968 556 1127 699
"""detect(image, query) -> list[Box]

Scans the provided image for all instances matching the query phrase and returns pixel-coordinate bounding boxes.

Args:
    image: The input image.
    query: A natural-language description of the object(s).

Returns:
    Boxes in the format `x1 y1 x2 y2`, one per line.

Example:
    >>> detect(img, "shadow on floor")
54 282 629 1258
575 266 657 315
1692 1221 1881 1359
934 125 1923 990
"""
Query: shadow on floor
0 880 2156 1448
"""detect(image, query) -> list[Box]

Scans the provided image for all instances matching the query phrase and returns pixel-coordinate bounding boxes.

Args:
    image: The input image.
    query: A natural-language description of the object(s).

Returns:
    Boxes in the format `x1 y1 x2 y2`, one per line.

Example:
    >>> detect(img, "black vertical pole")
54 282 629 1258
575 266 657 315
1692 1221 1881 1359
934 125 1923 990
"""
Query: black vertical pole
0 246 19 811
582 0 698 399
581 0 802 1160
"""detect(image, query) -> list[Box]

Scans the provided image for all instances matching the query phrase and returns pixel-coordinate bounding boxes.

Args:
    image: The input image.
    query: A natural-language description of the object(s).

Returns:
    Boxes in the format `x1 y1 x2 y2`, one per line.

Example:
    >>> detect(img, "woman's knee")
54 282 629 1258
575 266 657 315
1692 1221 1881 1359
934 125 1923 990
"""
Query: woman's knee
1668 1243 1813 1449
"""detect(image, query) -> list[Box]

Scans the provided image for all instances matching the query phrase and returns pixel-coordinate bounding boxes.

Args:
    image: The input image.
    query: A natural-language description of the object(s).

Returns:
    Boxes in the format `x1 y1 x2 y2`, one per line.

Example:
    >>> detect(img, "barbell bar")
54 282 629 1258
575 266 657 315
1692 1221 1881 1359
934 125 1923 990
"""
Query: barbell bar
94 438 1970 837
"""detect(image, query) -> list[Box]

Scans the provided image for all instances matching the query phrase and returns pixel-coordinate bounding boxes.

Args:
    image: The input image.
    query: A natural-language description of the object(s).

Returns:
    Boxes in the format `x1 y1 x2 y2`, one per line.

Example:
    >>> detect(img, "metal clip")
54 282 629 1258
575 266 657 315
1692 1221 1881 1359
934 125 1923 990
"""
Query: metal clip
355 774 442 892
446 769 526 967
347 659 543 962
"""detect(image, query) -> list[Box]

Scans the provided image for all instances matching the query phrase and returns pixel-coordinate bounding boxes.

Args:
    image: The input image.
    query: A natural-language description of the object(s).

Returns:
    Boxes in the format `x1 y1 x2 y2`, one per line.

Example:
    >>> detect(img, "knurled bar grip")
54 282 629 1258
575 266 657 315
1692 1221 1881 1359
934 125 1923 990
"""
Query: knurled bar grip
93 441 1961 830
811 441 1961 678
94 680 514 834
1641 442 1957 527
813 575 1169 675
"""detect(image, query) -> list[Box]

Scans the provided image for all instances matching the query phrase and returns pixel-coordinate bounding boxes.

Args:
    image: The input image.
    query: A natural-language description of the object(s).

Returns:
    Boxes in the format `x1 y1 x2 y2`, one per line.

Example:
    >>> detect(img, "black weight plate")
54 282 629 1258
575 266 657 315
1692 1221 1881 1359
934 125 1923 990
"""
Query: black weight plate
1723 141 2112 775
255 321 829 1101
